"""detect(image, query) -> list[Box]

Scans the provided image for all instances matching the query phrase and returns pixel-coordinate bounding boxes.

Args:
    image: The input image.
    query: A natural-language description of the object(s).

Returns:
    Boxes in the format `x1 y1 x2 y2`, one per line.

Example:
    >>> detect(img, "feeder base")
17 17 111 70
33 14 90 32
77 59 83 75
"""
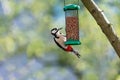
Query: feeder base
65 39 81 45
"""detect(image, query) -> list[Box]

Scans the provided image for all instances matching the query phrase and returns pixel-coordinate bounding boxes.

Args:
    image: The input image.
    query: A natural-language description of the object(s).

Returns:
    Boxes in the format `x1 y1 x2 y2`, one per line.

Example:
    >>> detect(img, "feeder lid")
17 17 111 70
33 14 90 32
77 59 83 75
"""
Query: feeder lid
64 4 80 11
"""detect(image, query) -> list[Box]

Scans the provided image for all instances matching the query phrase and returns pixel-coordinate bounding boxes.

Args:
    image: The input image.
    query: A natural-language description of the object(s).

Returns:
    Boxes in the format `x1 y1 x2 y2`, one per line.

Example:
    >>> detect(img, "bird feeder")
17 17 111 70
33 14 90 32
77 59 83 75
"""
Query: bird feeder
64 0 81 45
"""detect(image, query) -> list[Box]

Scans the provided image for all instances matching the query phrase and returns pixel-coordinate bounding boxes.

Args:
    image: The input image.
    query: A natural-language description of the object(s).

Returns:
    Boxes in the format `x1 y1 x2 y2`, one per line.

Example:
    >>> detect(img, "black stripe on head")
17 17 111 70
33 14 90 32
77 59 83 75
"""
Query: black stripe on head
51 28 58 35
51 28 57 32
51 28 59 38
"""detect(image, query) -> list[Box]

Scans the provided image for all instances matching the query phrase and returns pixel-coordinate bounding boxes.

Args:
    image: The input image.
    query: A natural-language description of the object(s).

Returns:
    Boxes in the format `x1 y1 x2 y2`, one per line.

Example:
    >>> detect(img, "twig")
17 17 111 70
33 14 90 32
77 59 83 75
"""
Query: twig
81 0 120 58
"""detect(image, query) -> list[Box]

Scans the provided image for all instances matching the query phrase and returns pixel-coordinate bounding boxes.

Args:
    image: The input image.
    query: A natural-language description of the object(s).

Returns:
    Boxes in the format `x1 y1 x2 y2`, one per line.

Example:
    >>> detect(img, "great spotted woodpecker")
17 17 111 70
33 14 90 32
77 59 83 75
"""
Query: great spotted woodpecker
51 28 80 58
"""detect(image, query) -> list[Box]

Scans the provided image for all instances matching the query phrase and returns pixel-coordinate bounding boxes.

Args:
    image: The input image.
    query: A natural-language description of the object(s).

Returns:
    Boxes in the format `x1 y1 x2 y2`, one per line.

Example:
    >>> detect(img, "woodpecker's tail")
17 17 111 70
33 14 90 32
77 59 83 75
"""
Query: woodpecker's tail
72 50 81 58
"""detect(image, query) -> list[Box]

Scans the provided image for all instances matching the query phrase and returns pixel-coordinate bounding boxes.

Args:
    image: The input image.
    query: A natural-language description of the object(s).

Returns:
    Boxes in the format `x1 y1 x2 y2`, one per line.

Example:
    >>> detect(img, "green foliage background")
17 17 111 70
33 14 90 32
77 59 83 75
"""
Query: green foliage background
0 0 119 80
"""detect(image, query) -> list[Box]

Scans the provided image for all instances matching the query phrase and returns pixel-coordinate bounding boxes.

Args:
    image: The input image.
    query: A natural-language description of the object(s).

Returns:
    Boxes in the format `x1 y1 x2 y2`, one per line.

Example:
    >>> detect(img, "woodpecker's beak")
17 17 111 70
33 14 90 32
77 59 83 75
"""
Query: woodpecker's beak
58 27 62 31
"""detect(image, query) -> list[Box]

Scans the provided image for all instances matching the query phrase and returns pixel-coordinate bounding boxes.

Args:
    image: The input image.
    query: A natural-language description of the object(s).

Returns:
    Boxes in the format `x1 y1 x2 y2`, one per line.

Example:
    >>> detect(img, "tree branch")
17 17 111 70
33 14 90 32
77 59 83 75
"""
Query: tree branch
81 0 120 58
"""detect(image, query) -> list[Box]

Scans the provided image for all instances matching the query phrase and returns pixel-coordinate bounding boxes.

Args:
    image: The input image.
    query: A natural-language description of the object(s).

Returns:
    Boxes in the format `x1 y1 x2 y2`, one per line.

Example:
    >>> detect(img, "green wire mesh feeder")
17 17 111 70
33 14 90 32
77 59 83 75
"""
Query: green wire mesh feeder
64 0 81 45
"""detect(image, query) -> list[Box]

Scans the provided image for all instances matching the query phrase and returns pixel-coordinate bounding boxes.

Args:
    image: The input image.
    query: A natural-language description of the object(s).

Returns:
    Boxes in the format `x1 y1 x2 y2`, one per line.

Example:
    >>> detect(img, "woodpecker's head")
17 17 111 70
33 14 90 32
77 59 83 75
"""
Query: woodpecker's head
51 28 62 37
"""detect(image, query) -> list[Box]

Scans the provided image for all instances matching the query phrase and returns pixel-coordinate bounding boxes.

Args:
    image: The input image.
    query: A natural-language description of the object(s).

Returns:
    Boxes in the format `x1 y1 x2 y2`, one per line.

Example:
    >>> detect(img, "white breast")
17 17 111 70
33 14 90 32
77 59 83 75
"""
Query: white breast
55 36 67 49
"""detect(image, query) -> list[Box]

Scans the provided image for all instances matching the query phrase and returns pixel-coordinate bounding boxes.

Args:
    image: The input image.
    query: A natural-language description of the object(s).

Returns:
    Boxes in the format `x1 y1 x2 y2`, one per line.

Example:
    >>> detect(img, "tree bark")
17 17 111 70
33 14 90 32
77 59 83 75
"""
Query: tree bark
81 0 120 58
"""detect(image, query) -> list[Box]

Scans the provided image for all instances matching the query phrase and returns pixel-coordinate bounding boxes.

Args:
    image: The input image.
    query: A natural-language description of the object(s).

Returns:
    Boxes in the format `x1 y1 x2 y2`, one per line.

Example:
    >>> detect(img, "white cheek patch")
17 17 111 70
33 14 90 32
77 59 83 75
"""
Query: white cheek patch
52 30 56 34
